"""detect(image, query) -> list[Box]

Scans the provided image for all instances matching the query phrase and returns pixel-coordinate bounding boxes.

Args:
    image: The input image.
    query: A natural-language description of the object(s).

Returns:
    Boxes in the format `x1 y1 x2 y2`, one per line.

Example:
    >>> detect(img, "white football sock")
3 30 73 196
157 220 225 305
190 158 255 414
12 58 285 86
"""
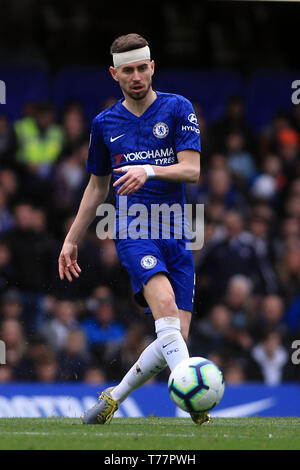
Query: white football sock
110 338 167 404
155 316 189 371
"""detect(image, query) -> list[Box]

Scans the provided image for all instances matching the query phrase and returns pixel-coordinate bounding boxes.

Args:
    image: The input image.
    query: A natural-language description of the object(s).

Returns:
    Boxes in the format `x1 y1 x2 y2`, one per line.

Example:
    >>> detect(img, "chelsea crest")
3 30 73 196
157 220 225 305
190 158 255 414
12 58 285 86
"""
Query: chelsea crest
153 122 169 139
141 255 157 269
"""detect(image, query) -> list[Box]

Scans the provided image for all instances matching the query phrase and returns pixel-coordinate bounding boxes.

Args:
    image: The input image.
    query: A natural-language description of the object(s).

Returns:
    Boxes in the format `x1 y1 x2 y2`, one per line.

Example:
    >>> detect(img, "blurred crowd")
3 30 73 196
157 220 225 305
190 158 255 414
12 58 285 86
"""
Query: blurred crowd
0 93 300 386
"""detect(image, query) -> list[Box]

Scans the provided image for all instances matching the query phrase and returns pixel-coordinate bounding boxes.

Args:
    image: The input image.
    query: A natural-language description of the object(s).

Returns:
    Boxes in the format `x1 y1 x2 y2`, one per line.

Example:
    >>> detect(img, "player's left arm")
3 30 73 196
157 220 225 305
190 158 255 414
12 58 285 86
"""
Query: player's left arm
113 150 200 195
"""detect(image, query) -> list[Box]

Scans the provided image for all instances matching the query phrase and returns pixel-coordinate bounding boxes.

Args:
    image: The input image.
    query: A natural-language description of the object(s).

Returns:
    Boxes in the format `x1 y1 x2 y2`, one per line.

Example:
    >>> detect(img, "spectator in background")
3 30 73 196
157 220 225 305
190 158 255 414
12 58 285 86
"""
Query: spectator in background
191 166 247 212
250 153 286 206
251 329 289 384
14 101 64 175
84 280 139 328
246 215 278 294
83 366 107 384
38 299 81 352
190 304 233 358
81 285 125 359
207 95 254 155
60 100 87 158
222 278 256 362
13 103 37 155
250 295 287 342
225 130 257 185
261 153 287 194
224 275 254 328
33 350 59 383
249 199 274 224
198 210 267 303
53 138 89 213
14 336 52 381
14 101 64 205
58 329 90 381
0 289 22 320
261 295 286 329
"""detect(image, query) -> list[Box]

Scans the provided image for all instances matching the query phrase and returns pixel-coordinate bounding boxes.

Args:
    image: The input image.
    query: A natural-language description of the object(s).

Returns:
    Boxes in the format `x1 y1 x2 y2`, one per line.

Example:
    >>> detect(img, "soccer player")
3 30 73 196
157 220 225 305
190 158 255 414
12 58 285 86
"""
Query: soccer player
58 33 209 425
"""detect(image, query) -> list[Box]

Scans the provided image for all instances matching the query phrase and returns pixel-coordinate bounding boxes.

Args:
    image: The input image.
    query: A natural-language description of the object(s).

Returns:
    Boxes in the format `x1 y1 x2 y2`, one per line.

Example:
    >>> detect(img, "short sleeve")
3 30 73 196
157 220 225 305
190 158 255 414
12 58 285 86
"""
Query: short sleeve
86 117 111 176
174 97 201 154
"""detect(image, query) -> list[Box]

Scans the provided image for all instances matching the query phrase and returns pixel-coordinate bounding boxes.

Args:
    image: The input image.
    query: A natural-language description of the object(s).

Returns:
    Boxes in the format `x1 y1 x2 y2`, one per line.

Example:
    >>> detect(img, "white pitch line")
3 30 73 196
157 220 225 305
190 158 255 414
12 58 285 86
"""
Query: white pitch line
0 432 50 436
0 431 197 438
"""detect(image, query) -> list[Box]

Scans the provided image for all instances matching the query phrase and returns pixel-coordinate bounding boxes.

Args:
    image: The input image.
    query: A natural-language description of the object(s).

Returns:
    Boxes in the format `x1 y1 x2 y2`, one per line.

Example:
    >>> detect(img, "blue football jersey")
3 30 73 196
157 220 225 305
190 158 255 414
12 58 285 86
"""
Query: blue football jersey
87 91 201 237
87 91 200 312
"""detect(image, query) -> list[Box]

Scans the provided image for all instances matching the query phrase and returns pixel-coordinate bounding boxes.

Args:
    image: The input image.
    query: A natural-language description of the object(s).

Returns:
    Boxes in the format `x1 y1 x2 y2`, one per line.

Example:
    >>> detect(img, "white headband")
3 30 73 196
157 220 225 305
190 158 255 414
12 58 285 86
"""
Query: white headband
113 46 151 68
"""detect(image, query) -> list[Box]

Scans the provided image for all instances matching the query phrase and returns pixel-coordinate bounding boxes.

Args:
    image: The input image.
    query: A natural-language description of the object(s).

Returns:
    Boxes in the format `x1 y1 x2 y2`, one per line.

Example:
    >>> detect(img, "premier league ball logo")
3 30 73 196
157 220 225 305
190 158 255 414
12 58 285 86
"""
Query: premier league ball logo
153 122 169 139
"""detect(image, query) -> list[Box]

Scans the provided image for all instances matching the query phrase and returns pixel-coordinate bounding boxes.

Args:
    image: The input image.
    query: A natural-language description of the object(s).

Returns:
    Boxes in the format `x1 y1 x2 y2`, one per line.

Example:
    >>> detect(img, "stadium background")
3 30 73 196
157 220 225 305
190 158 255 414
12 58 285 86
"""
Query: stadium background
0 1 300 416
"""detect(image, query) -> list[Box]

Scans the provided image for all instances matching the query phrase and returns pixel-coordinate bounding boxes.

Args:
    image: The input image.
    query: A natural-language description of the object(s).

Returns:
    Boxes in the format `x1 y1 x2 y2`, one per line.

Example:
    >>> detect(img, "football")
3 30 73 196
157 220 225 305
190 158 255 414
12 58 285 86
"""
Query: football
168 357 225 413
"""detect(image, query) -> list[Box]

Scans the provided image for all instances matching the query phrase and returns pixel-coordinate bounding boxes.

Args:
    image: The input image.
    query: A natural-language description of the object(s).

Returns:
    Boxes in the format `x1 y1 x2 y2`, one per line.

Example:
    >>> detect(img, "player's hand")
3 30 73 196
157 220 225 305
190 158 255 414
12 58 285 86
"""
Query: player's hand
58 241 81 282
113 166 148 195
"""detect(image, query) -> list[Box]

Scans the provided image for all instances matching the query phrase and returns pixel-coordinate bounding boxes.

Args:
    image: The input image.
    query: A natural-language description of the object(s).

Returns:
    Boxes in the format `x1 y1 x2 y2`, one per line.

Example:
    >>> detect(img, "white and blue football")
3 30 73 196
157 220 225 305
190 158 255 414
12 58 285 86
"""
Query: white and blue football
168 356 225 413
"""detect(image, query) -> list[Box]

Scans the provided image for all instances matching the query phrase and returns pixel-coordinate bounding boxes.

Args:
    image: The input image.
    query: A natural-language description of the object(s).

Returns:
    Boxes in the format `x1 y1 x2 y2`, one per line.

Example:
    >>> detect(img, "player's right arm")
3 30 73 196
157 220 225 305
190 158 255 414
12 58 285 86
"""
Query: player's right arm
58 173 111 282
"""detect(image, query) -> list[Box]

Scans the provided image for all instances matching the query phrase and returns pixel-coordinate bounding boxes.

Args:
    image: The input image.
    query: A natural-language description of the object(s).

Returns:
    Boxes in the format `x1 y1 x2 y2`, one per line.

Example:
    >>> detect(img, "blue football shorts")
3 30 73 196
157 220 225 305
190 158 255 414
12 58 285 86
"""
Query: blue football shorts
114 237 195 314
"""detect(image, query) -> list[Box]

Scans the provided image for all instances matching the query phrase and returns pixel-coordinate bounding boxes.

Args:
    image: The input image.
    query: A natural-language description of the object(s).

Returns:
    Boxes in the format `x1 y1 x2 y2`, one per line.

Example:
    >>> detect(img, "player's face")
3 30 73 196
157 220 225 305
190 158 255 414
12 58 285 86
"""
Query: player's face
110 60 154 100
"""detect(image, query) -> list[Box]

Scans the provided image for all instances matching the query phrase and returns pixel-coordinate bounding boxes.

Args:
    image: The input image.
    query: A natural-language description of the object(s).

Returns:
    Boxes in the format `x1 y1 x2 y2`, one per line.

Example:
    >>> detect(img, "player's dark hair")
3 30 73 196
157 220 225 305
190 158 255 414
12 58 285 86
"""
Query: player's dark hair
110 33 149 55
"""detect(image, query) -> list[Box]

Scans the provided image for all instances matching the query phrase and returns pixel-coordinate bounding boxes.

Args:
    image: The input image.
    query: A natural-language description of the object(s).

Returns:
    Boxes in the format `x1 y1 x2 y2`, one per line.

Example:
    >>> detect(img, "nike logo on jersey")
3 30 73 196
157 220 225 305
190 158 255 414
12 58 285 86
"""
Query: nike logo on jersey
110 134 125 142
162 340 176 349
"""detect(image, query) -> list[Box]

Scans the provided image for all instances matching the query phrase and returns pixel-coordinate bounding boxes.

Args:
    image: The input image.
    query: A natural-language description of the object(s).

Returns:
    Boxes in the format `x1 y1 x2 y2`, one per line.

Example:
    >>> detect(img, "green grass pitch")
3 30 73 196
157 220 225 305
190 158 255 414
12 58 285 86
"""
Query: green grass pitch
0 417 299 450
